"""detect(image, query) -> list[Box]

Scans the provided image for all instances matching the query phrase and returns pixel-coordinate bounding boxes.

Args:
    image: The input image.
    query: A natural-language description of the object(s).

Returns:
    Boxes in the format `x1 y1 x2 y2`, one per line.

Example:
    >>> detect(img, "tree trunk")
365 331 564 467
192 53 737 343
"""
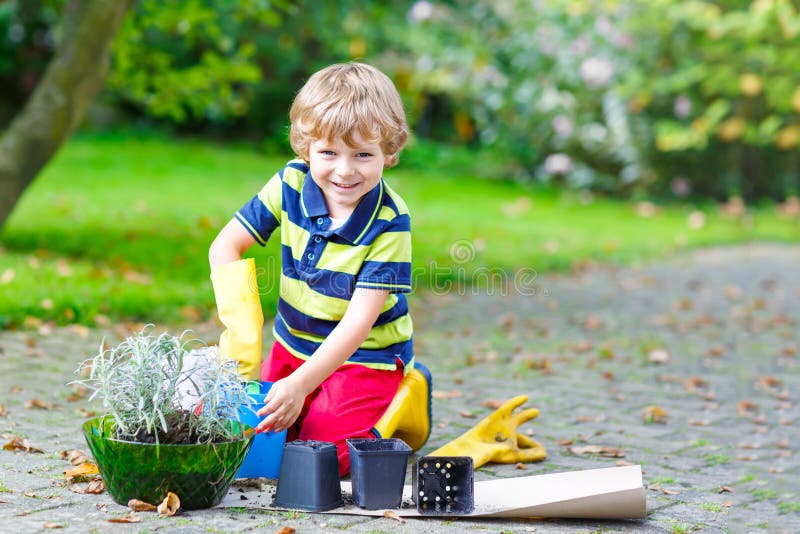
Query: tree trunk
0 0 133 230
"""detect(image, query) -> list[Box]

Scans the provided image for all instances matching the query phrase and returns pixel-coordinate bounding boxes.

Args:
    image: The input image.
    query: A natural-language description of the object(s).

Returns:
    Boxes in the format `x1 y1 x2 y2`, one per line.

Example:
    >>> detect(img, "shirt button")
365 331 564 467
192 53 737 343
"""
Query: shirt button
316 218 324 225
314 236 322 243
307 252 315 260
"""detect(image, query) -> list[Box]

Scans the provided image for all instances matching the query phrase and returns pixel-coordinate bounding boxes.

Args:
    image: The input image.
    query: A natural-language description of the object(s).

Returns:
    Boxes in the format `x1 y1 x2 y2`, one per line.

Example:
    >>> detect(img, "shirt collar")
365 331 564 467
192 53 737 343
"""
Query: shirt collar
300 171 384 245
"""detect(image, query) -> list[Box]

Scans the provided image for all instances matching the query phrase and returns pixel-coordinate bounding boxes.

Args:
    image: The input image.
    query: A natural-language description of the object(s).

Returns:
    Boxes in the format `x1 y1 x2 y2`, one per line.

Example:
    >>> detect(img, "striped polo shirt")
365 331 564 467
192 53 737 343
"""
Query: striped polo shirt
236 159 414 372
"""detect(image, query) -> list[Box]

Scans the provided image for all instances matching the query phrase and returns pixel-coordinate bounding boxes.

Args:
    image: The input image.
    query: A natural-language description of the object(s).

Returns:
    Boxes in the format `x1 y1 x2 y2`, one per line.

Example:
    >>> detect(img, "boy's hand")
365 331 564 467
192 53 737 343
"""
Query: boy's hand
255 376 307 433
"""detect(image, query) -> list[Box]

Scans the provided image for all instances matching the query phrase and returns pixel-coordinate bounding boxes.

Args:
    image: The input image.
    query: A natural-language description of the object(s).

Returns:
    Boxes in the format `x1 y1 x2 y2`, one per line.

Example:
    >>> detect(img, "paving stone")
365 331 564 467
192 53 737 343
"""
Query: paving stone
0 244 798 532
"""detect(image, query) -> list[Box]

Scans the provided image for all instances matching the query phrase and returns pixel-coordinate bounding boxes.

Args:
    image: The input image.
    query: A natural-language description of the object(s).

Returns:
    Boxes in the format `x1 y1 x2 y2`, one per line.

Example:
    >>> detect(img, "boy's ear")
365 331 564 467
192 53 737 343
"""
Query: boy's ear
384 153 398 167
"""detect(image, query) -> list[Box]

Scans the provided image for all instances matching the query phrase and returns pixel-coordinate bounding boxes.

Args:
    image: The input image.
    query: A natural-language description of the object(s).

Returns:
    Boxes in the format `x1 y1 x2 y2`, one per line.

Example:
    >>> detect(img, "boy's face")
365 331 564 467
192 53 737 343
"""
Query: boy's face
308 132 389 219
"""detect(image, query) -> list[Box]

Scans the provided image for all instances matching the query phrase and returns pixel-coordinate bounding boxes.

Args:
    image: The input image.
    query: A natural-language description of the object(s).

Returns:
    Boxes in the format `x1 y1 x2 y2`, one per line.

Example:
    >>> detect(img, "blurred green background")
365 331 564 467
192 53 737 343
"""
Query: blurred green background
1 0 799 327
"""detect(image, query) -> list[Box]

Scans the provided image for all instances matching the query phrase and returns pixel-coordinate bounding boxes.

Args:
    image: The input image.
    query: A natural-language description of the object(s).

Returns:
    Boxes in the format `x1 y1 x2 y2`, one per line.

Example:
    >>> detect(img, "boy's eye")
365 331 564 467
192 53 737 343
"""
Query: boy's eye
356 152 372 158
320 150 335 156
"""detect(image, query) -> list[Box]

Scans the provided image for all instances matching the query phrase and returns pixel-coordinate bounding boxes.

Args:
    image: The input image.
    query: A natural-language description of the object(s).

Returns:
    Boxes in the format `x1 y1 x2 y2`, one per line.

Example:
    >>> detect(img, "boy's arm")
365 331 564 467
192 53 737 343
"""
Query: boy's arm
256 287 389 433
209 218 257 267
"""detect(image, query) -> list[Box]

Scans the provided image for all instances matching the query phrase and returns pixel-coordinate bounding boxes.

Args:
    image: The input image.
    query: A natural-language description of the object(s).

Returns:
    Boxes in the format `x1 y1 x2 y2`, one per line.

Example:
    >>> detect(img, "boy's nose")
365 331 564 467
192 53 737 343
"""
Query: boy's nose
336 161 356 176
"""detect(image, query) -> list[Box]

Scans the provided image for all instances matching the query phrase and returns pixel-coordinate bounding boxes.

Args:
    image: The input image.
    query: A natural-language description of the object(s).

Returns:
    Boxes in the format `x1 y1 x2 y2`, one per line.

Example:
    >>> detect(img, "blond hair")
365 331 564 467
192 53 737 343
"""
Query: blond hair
289 62 408 167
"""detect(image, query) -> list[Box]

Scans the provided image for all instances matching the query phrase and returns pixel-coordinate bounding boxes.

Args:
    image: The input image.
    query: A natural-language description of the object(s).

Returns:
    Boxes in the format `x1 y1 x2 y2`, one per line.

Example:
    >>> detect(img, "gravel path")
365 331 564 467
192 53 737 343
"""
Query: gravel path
1 244 797 533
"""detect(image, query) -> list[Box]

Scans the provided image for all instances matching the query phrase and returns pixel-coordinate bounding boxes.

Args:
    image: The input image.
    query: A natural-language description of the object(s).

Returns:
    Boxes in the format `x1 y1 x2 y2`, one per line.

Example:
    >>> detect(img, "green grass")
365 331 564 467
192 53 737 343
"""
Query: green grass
704 454 733 466
1 130 798 326
778 501 800 514
751 488 779 501
668 521 692 534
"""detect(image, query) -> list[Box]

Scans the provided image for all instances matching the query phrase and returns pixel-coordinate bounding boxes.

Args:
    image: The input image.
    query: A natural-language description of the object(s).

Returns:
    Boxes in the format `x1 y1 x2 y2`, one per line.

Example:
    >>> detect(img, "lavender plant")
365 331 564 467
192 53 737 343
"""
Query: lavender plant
74 326 252 444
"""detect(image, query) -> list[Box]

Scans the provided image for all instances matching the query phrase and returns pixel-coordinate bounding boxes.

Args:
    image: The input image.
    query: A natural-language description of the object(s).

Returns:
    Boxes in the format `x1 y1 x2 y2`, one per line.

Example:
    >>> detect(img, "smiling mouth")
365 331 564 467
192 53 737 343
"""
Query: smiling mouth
332 181 359 189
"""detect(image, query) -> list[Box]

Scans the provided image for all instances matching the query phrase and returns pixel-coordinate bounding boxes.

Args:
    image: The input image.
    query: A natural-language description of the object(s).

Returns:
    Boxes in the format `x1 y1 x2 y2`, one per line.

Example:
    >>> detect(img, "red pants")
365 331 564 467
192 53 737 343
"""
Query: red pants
261 341 404 476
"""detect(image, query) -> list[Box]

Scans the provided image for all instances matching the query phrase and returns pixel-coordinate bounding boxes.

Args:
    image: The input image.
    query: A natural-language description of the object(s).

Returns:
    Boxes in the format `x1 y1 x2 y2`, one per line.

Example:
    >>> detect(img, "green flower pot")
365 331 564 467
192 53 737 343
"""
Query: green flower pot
83 416 254 510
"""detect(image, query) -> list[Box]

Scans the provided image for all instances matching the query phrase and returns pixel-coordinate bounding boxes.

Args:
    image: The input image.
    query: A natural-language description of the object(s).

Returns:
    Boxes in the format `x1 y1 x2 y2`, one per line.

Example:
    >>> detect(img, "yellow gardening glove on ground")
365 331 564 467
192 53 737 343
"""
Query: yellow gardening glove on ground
210 258 263 381
430 395 546 469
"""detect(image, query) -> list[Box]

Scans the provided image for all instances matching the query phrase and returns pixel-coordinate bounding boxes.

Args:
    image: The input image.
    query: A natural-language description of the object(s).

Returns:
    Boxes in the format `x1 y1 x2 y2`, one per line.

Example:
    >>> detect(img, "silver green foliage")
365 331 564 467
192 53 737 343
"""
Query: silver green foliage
74 325 252 444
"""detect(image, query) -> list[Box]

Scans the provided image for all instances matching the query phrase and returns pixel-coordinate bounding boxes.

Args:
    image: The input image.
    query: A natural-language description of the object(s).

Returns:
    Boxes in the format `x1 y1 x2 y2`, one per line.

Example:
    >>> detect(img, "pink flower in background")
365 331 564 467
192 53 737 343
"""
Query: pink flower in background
674 96 692 119
671 177 692 197
552 115 574 138
544 153 574 174
580 57 614 88
409 1 434 22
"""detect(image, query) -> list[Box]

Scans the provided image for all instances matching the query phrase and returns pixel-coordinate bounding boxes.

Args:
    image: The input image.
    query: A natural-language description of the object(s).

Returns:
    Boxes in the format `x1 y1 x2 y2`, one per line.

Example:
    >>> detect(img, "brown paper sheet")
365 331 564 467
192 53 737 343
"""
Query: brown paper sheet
223 465 646 520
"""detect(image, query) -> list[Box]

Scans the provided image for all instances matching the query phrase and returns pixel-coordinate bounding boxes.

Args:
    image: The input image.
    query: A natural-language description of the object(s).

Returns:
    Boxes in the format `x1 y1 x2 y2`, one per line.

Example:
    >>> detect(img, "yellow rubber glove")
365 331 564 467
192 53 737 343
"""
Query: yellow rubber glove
430 395 546 469
210 258 263 381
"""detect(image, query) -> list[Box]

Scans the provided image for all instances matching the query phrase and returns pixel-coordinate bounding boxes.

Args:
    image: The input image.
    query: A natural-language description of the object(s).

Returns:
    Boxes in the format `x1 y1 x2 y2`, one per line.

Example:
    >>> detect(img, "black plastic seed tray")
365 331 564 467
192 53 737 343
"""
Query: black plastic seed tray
412 456 474 515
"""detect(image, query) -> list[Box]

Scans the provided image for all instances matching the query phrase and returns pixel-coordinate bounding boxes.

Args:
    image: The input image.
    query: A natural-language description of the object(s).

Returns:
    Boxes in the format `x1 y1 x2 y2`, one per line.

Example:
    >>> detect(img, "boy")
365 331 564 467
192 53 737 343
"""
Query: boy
209 62 431 475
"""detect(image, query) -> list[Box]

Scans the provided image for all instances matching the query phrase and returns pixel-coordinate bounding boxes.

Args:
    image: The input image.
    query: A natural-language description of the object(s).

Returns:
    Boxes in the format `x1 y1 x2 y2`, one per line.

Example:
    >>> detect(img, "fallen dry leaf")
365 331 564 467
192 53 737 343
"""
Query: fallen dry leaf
574 340 593 353
568 445 625 458
755 376 782 392
723 284 742 300
0 405 6 417
683 377 709 392
122 270 152 285
108 514 140 523
55 259 73 277
0 268 15 284
180 305 203 322
661 488 681 495
66 385 89 402
707 346 724 357
782 344 797 357
575 414 606 423
497 312 517 331
60 449 90 466
128 499 157 512
43 522 63 529
3 437 43 453
642 405 668 424
69 479 105 495
615 460 635 467
157 492 180 516
773 390 790 401
25 398 54 410
459 411 476 419
776 438 790 449
515 462 527 470
432 390 462 399
556 439 573 446
382 510 404 523
648 349 670 364
480 399 503 409
718 486 733 493
77 407 97 418
722 500 733 508
584 316 603 330
736 400 759 416
276 528 296 534
64 462 99 483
